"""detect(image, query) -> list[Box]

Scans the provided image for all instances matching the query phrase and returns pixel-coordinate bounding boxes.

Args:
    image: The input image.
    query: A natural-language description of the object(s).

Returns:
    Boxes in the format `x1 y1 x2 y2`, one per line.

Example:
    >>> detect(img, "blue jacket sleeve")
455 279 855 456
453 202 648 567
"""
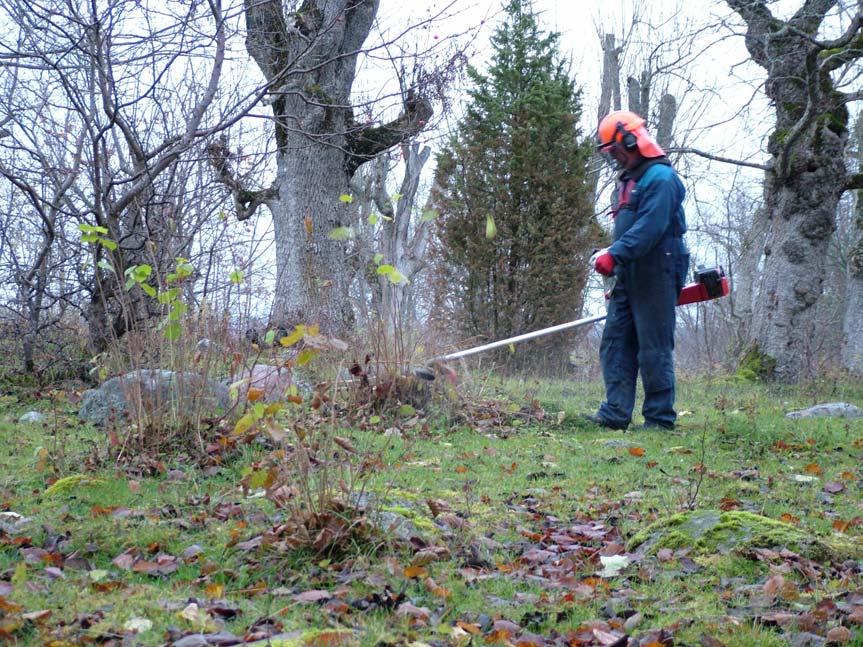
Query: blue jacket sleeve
607 168 678 264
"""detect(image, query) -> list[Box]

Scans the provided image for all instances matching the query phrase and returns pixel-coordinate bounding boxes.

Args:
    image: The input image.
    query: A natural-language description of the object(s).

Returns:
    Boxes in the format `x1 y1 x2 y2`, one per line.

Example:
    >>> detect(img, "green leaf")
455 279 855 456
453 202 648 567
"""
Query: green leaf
369 415 381 424
168 300 188 320
229 269 245 284
162 321 181 341
373 253 384 265
420 209 439 222
485 214 497 240
127 264 152 282
339 194 354 203
171 259 194 281
157 288 180 304
387 271 408 285
78 224 108 235
391 192 403 202
99 237 118 250
97 260 115 273
141 283 157 298
328 226 355 241
264 329 276 346
234 412 257 435
367 213 379 225
398 404 415 417
296 348 319 366
376 264 395 276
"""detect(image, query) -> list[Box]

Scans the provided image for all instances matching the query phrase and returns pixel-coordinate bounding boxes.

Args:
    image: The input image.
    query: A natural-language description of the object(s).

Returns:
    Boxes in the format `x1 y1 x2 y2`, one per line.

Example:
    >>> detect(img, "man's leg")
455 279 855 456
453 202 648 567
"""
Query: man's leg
632 264 678 429
597 289 639 428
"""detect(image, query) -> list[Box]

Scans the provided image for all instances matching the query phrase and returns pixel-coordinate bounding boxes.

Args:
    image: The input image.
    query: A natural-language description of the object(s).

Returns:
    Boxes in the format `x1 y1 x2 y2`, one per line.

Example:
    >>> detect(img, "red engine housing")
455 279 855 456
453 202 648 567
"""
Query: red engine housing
677 267 730 306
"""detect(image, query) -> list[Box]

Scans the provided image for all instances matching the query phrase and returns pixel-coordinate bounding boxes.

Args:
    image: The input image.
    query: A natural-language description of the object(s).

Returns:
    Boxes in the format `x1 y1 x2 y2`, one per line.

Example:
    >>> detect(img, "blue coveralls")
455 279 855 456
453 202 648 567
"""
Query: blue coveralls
597 158 689 429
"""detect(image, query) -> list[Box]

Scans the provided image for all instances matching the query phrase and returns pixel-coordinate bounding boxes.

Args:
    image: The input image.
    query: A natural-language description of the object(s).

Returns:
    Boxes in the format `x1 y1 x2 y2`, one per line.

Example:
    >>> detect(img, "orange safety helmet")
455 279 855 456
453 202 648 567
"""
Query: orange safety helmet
596 110 665 159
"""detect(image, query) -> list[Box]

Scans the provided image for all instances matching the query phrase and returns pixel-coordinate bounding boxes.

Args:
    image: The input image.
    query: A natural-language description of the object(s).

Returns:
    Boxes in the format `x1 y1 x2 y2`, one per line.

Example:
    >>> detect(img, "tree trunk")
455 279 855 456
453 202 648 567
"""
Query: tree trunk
242 0 431 334
843 193 863 373
728 0 855 381
749 168 844 380
270 146 356 330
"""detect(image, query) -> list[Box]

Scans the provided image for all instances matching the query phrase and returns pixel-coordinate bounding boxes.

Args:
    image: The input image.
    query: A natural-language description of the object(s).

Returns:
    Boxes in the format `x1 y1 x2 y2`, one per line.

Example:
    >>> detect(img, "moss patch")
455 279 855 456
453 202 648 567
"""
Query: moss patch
736 342 777 381
626 510 863 562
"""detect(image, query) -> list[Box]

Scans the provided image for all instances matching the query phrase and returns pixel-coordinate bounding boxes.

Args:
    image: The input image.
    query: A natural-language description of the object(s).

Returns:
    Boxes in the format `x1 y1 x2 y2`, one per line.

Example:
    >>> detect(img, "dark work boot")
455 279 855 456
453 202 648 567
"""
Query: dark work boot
580 413 629 431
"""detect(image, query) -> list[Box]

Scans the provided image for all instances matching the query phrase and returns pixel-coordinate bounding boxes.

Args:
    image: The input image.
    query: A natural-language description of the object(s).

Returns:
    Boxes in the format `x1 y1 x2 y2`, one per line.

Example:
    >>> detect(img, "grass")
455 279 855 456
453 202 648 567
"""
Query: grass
0 376 862 645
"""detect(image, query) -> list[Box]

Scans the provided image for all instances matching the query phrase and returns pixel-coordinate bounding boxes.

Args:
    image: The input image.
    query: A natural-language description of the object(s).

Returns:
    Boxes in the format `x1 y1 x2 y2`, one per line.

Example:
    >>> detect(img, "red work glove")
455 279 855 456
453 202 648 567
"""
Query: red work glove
594 251 616 276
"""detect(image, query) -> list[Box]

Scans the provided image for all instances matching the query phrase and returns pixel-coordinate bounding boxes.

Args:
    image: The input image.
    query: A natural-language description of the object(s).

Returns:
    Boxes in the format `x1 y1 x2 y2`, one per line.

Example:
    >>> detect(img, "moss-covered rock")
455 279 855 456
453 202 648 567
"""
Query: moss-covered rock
627 510 863 562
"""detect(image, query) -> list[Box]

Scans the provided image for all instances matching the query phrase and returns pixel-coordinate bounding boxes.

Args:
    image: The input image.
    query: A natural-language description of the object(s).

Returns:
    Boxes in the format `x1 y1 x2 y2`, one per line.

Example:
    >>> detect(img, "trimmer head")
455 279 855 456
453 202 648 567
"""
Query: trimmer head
414 366 437 381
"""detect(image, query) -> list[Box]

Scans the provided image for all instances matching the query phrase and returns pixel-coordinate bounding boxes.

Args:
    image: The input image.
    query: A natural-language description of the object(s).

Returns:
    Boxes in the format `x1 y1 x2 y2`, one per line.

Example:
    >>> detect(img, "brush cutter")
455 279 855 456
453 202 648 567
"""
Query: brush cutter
415 263 729 381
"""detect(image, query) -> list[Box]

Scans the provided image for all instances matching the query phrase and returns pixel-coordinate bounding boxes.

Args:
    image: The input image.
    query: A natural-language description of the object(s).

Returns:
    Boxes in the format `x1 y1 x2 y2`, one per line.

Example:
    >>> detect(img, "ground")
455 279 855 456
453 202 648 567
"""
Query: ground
0 376 862 646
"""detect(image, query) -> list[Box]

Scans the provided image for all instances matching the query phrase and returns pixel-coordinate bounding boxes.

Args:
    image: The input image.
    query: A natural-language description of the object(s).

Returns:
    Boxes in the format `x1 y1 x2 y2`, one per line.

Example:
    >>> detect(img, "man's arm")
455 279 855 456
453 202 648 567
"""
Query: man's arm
607 169 680 263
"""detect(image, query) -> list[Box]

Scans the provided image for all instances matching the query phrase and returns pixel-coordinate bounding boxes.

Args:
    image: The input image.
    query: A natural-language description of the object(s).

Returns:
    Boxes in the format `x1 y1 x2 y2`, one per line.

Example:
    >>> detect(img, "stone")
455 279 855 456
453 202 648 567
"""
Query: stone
786 402 863 419
0 512 30 535
627 510 863 562
78 369 229 426
18 411 45 424
370 510 426 543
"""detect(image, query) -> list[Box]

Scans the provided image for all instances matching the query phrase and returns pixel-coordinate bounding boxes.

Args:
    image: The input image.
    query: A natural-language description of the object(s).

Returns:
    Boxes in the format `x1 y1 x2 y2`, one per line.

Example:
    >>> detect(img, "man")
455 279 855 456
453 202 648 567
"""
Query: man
586 110 689 430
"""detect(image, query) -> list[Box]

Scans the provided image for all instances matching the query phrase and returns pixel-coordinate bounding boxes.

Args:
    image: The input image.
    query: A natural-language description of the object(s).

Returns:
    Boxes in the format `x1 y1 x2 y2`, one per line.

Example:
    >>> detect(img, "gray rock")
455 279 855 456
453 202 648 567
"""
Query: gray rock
369 510 426 543
0 512 30 534
78 369 229 426
785 402 863 419
18 411 45 424
789 632 826 647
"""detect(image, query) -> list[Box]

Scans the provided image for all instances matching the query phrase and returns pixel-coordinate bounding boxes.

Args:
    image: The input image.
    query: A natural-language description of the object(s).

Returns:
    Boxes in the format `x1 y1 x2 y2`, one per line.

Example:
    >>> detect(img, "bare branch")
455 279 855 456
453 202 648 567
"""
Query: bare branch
206 137 278 221
666 146 772 171
344 91 433 176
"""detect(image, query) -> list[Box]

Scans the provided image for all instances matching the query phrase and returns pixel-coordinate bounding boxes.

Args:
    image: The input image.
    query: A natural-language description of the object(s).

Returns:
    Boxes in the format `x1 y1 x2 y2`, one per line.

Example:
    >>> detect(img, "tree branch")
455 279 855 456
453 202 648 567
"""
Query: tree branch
790 0 837 34
666 146 772 171
207 137 278 221
243 0 292 82
343 91 433 177
726 0 778 68
819 10 863 72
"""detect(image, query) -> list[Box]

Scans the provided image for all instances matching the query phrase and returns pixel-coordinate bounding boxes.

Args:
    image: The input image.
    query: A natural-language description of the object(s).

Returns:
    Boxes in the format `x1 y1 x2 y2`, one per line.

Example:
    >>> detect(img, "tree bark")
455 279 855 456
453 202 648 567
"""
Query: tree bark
728 0 858 381
842 113 863 373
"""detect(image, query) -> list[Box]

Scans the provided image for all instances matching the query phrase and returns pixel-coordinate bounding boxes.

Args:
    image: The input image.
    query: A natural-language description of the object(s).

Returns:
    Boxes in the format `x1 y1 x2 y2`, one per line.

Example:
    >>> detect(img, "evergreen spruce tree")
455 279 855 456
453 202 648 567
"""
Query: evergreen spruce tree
432 0 600 373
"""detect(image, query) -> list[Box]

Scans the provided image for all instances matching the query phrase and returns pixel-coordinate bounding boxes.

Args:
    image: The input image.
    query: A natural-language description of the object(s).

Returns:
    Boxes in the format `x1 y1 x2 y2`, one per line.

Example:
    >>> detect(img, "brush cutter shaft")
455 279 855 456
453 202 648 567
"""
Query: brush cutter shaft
431 266 729 364
433 314 608 363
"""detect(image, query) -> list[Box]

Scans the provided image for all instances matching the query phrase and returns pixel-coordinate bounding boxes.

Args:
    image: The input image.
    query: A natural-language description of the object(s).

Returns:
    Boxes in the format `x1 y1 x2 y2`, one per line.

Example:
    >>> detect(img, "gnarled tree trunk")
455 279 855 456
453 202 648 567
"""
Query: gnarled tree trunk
729 0 861 381
240 0 431 333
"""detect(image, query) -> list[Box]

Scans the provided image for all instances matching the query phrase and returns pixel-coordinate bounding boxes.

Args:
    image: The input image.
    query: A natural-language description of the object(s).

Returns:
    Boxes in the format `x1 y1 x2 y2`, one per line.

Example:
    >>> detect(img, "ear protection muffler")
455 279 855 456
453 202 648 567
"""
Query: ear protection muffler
615 121 638 151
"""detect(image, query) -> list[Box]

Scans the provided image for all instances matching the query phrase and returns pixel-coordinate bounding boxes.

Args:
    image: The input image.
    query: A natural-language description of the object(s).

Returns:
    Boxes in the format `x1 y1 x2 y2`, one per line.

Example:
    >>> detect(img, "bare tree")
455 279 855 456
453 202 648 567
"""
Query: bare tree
0 0 235 354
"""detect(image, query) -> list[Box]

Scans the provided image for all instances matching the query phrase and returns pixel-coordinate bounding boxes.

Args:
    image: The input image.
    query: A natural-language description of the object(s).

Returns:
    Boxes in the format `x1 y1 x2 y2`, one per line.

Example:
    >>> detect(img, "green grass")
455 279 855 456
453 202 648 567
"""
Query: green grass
0 377 862 645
